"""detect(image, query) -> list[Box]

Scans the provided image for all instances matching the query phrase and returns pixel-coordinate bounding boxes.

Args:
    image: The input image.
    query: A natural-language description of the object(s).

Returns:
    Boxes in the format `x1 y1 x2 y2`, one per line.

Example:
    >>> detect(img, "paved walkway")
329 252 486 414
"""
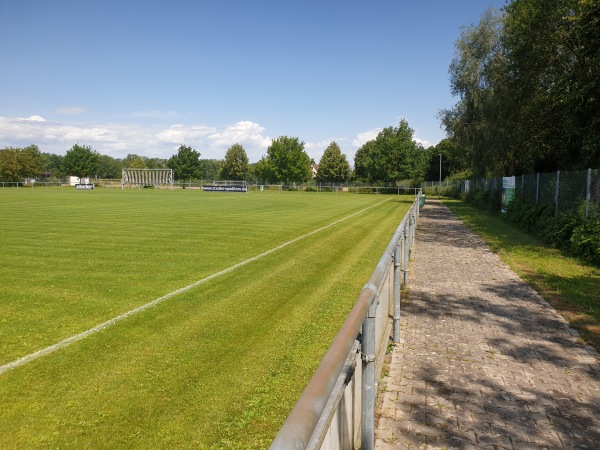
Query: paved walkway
375 198 600 449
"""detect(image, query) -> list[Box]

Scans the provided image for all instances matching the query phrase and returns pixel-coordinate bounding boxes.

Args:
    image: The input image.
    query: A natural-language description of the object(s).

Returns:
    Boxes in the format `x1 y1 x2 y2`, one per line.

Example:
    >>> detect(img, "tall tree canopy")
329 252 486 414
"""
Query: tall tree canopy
440 1 600 176
353 120 428 184
220 144 249 180
167 145 203 180
202 159 222 180
129 156 147 168
62 144 100 179
0 145 47 182
424 139 470 181
97 154 122 179
316 142 351 183
260 136 312 183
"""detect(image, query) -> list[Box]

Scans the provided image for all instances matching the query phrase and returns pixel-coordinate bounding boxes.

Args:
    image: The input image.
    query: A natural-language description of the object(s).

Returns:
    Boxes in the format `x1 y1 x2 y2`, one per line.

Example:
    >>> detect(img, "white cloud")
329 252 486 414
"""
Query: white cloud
304 139 348 164
304 139 333 151
0 115 272 161
156 124 216 144
207 121 271 161
17 115 46 122
352 128 381 148
55 107 89 115
414 137 432 148
0 114 440 164
208 121 270 146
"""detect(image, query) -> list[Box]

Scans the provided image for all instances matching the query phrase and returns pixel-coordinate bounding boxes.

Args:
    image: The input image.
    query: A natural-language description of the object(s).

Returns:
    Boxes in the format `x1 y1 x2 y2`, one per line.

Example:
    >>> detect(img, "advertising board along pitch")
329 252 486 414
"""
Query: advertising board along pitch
203 185 247 192
75 184 95 190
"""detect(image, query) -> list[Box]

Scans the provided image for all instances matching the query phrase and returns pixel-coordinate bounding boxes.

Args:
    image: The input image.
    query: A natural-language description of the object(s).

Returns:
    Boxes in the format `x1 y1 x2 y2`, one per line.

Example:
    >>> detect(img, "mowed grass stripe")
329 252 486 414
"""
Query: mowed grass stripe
0 189 388 363
0 191 411 449
0 196 391 375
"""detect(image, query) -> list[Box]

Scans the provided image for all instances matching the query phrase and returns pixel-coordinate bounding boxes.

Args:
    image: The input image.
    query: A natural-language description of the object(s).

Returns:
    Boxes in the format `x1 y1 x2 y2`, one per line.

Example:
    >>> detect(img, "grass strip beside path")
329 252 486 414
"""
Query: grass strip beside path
442 198 600 354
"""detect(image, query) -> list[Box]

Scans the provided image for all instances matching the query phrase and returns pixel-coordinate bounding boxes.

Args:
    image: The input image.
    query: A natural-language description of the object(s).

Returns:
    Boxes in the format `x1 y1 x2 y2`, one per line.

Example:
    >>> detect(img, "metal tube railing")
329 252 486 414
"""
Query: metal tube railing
271 190 422 450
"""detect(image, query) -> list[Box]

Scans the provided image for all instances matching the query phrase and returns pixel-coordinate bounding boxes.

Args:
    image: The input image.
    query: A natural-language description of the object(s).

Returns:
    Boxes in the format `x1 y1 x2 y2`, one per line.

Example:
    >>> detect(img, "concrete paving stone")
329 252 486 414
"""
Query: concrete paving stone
568 429 600 448
475 432 514 449
374 438 411 450
528 430 564 447
510 440 560 450
484 403 522 420
490 422 532 442
377 416 412 436
374 199 600 449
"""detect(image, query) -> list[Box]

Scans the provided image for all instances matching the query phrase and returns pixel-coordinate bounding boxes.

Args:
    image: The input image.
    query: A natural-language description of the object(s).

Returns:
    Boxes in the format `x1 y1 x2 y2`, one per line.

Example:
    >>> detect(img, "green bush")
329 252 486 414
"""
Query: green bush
505 197 549 232
570 218 600 265
504 197 600 265
540 212 580 249
464 189 501 212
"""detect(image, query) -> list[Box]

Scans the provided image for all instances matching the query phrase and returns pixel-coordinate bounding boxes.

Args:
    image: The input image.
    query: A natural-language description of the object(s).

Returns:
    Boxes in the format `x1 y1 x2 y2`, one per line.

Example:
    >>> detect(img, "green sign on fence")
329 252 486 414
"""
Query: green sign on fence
501 176 516 213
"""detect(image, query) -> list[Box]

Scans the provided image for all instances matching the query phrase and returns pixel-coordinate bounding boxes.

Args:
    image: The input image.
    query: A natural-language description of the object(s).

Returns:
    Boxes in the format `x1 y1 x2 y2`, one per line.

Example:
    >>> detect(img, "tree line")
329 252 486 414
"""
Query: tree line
438 0 600 178
1 119 433 185
3 1 598 185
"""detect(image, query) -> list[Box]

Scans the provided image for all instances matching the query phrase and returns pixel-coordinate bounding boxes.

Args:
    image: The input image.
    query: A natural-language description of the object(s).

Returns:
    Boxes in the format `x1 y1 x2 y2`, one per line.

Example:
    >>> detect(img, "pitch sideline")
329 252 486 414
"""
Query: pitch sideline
0 197 393 376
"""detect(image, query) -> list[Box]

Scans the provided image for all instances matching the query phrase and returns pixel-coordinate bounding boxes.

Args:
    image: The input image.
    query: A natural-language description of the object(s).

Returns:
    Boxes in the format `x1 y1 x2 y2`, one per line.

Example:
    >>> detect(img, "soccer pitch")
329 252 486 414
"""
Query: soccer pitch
0 188 413 448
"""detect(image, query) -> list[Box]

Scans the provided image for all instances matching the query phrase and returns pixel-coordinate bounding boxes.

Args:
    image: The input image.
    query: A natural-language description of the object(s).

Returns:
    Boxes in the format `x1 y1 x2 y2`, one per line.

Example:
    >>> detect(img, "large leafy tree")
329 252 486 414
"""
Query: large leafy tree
353 140 377 182
439 8 506 176
254 156 277 183
61 144 100 179
145 158 168 169
424 138 471 181
129 156 147 168
220 144 249 180
201 159 222 180
441 1 600 176
263 136 312 183
502 0 600 171
316 142 350 182
0 145 47 182
46 153 65 177
167 145 203 180
122 154 140 167
97 154 122 179
353 120 428 184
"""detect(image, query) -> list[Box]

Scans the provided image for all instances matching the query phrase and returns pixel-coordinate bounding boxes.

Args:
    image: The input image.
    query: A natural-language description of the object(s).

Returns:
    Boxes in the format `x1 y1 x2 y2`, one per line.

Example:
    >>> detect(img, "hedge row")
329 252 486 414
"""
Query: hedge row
504 197 600 265
436 183 600 266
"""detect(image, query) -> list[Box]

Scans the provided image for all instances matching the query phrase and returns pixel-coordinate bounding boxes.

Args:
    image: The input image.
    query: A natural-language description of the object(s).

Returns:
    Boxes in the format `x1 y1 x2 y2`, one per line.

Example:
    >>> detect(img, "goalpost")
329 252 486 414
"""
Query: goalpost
121 168 174 190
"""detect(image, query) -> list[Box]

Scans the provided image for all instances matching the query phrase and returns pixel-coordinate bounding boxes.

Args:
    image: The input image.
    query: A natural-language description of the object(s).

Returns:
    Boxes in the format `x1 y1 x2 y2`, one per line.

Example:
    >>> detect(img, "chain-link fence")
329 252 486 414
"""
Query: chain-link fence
441 169 599 217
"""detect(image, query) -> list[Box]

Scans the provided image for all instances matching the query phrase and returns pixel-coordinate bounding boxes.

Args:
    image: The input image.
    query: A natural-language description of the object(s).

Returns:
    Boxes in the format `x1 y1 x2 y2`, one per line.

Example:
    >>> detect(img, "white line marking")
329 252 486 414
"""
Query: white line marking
0 198 391 375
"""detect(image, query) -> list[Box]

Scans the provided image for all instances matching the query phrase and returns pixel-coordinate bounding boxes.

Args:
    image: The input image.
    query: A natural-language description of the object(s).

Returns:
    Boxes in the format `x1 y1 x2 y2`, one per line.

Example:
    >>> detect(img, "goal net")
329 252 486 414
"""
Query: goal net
121 168 174 190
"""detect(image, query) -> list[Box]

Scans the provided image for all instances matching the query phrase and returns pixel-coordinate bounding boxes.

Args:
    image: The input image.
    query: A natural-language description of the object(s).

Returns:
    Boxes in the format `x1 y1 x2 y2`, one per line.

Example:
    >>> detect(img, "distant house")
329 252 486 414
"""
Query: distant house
311 163 319 178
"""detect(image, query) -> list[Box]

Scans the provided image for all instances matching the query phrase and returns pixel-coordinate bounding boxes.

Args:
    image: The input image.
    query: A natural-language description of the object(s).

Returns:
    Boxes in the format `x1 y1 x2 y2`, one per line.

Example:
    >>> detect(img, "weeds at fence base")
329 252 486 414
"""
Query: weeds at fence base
505 197 600 265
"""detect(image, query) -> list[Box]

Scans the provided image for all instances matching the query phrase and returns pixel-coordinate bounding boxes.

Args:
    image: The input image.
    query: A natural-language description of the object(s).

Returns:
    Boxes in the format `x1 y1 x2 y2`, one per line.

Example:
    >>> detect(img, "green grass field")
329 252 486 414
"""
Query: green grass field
0 188 413 449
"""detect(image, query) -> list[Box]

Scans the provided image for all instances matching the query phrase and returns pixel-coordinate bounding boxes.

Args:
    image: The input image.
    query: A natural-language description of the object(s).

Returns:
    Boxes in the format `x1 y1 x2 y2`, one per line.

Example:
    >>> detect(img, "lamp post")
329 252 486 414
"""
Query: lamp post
439 154 442 186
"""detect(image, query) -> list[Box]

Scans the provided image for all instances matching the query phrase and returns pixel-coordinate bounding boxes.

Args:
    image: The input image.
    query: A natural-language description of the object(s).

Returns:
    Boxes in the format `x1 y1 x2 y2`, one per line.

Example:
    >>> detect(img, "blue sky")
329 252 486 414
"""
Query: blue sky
0 0 507 164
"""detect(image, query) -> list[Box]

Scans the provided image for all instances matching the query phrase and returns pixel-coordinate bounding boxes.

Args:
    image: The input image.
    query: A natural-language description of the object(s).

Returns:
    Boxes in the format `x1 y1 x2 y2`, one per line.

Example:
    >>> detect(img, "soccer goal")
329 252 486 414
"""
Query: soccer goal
121 168 174 190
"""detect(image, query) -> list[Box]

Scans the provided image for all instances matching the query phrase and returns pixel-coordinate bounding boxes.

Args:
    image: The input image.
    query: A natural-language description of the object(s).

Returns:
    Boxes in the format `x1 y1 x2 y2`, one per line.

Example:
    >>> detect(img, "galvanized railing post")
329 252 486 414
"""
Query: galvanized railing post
409 214 415 258
361 284 378 450
555 170 560 215
403 224 410 287
393 245 401 343
586 168 591 218
270 191 422 449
